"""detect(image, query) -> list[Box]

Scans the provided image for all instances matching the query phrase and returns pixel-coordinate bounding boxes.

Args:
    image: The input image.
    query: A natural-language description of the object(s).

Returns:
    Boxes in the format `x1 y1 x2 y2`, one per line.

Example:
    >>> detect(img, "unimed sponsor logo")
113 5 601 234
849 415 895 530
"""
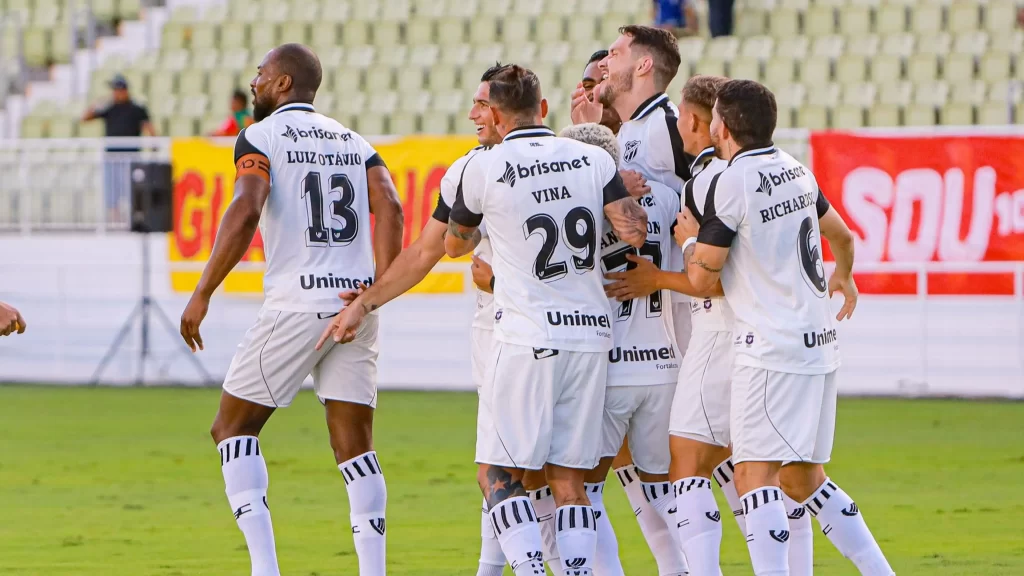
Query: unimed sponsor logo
546 309 610 328
300 273 374 291
609 345 676 363
803 327 838 349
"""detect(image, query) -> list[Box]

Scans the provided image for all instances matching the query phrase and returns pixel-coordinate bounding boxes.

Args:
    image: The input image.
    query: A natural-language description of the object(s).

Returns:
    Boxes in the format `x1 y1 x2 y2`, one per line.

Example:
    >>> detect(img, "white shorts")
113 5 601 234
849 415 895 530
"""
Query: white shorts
223 307 379 409
672 302 693 358
730 365 838 465
670 330 734 447
471 327 496 446
476 342 607 471
600 384 675 474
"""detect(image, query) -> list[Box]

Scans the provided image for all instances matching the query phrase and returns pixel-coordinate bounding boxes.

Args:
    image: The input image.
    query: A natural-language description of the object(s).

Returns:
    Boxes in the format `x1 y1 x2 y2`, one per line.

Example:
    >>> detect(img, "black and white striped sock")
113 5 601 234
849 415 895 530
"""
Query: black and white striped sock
554 505 598 576
741 486 789 576
803 478 894 576
218 436 279 576
338 451 387 575
490 496 545 576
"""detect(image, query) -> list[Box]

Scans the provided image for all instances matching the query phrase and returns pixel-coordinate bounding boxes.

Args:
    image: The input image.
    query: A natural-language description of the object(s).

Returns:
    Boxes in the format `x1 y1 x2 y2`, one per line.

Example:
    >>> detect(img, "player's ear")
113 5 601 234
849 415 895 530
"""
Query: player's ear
540 98 548 119
636 55 653 77
277 73 293 94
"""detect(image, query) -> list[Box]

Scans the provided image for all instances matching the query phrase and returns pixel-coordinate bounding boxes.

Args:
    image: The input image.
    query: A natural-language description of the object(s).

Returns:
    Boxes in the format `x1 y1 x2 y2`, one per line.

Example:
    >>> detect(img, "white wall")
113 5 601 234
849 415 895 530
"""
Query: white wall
1 234 1022 398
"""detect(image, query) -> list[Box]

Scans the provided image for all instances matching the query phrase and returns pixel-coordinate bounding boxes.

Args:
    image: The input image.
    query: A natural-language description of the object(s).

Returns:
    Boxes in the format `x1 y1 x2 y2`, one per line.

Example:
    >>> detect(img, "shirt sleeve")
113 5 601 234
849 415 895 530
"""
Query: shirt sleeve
650 108 691 183
431 152 475 223
697 170 744 248
449 153 486 227
357 135 386 170
234 126 271 180
600 154 630 206
816 187 831 218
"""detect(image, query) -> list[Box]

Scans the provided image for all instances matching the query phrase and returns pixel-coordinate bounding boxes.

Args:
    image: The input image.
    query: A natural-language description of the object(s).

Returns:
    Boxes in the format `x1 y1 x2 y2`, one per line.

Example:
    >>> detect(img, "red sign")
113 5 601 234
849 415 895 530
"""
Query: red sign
810 132 1024 295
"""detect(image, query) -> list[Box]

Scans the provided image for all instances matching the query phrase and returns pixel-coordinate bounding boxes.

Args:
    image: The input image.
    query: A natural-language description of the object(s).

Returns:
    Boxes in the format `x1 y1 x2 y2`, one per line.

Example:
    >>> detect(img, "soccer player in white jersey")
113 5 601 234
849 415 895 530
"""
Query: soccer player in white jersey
571 24 694 576
318 64 515 576
0 300 26 336
677 79 894 576
445 64 649 576
178 44 404 576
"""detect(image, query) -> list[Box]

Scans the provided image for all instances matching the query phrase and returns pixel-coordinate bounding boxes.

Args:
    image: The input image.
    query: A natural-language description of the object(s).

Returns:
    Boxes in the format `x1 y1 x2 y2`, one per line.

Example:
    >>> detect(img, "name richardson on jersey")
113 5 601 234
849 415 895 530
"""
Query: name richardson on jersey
759 191 816 224
285 150 364 167
496 156 593 188
609 344 679 371
299 272 374 291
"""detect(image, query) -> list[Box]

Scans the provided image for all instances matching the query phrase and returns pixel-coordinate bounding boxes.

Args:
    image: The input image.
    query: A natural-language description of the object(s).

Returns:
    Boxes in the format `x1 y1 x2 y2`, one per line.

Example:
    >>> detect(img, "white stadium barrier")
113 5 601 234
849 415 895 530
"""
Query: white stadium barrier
0 131 1022 398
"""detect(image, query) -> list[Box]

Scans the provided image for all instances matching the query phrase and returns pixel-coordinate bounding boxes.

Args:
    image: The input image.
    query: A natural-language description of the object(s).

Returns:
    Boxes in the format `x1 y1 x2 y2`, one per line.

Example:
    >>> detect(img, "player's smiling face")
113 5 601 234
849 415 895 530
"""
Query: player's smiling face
599 35 634 106
468 82 500 146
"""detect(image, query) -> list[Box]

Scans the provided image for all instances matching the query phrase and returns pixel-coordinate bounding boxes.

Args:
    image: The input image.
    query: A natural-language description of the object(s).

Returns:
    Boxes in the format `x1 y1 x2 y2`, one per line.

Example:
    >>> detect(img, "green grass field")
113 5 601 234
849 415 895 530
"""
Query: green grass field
1 386 1022 575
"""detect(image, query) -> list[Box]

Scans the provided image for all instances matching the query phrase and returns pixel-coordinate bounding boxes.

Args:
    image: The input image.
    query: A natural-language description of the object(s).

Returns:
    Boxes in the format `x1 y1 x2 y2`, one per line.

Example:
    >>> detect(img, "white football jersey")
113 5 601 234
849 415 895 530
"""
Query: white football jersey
601 180 681 386
698 145 839 375
235 103 382 313
683 151 734 333
450 126 630 353
615 93 694 307
433 146 495 331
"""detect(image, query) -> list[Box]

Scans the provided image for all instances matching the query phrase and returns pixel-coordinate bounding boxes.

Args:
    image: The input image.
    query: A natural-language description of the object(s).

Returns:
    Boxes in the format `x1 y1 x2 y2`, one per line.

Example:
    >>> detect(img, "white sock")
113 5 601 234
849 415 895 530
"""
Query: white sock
615 466 688 576
478 498 507 576
218 436 280 576
528 486 561 573
642 481 690 574
741 486 790 576
713 457 747 535
674 477 722 575
555 505 598 575
490 496 546 576
804 479 894 576
339 451 387 576
784 493 813 576
587 483 625 576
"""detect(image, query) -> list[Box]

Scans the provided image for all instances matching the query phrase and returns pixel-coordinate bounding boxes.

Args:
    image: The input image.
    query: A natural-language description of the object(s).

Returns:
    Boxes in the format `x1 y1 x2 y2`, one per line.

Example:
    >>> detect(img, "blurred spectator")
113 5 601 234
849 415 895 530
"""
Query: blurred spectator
653 0 699 36
708 0 735 37
210 89 255 136
81 74 156 225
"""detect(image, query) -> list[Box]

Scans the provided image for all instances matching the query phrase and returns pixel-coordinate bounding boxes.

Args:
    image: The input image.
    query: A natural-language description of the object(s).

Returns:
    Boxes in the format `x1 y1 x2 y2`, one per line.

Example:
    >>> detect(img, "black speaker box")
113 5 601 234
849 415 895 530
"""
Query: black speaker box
129 161 174 233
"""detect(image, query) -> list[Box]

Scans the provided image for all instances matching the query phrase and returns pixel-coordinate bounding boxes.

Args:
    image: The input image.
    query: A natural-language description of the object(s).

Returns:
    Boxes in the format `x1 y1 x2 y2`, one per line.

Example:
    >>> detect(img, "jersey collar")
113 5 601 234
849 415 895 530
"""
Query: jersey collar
272 103 315 115
689 146 716 175
503 125 556 141
727 142 776 166
629 93 670 121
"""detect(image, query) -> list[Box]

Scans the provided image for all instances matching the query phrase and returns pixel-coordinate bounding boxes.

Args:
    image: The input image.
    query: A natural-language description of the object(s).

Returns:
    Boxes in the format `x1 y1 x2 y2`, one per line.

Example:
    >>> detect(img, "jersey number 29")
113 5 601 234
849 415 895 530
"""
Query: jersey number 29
523 207 597 282
302 171 358 247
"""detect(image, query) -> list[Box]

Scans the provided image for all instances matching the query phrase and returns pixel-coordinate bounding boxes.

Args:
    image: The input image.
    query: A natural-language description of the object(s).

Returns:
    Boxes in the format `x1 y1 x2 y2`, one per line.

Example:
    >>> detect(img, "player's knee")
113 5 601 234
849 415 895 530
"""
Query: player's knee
522 468 548 491
733 460 781 494
328 428 373 464
780 463 826 502
670 436 720 478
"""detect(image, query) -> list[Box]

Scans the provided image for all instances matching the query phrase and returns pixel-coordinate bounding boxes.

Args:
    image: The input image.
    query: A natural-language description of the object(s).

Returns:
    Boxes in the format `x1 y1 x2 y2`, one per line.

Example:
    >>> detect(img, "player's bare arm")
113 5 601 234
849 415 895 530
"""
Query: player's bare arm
444 219 481 258
316 218 448 350
471 255 494 294
180 156 270 353
367 164 404 279
0 300 26 336
604 197 649 248
819 204 858 321
686 242 729 294
605 252 722 300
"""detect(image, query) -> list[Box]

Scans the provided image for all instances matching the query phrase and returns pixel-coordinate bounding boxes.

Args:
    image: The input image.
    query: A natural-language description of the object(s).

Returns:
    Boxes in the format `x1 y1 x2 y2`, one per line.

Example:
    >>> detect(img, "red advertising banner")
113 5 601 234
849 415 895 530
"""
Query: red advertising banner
810 132 1024 295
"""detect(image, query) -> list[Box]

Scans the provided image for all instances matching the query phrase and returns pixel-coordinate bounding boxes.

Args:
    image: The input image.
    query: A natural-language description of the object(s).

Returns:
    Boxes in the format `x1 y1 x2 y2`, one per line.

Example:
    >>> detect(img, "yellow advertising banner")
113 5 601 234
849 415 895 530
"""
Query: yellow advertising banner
168 135 480 295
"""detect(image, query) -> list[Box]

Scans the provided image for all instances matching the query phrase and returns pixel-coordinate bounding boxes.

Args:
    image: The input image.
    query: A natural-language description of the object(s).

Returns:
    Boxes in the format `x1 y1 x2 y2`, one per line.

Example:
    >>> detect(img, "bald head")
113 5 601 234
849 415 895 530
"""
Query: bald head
251 43 322 120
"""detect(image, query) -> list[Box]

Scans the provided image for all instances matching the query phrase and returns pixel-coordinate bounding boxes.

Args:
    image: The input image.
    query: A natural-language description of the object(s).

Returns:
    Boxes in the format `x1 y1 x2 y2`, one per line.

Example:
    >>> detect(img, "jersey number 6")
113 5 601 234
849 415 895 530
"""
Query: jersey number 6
523 207 597 282
302 171 359 247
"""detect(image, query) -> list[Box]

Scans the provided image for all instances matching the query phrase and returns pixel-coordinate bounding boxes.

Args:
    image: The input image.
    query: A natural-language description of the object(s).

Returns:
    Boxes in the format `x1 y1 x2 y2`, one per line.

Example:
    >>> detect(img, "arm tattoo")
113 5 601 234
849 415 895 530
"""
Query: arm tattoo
682 243 696 272
483 465 527 509
691 258 722 273
447 219 478 241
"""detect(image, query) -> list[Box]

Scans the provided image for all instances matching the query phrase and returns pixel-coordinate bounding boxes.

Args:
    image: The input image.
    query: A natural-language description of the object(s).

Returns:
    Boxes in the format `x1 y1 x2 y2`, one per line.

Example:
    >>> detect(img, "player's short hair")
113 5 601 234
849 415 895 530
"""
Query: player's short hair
682 75 728 120
480 63 542 120
714 79 777 147
587 50 608 66
618 25 681 91
274 43 322 98
559 123 621 169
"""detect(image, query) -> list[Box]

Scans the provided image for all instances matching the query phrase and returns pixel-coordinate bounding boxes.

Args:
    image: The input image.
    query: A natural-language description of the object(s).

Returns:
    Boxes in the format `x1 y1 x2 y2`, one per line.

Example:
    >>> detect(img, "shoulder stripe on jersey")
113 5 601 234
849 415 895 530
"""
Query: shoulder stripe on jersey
727 144 776 166
662 105 692 182
434 145 489 223
449 152 483 227
233 127 268 163
816 187 831 218
689 147 716 176
630 93 670 121
684 177 702 224
365 152 386 170
697 172 735 247
272 103 315 115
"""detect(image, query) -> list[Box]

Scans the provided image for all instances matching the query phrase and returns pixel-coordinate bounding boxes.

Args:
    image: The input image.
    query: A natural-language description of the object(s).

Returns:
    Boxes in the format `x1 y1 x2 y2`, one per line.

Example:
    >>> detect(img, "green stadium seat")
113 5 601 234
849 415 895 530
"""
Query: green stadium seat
943 53 976 82
178 69 205 95
378 45 408 67
707 36 739 61
836 55 867 84
978 101 1010 124
800 56 831 84
878 81 911 107
421 112 452 134
941 103 973 125
351 0 380 20
281 22 310 45
91 0 116 22
537 42 570 65
910 3 943 35
389 111 419 135
437 17 467 44
598 16 626 44
734 10 767 36
382 0 412 21
504 41 538 63
221 22 249 51
804 5 836 36
23 27 48 67
768 8 800 38
881 33 915 57
949 1 981 34
439 44 471 66
345 46 376 69
336 91 368 115
147 71 176 100
740 36 774 60
847 35 879 58
678 37 706 66
407 19 434 45
875 4 907 35
838 4 871 36
694 58 727 77
191 49 219 71
119 0 142 20
984 0 1018 32
903 104 935 126
914 81 949 109
950 79 987 105
568 16 598 43
166 116 197 137
320 0 350 21
775 36 808 60
365 67 394 93
374 21 401 46
765 57 797 86
513 0 544 16
21 115 47 138
169 5 198 22
535 16 565 42
808 82 840 109
446 0 482 18
811 35 845 59
208 71 240 107
868 104 900 127
842 82 877 108
796 105 828 129
833 105 865 128
78 120 104 138
310 22 339 49
161 21 188 51
907 54 939 83
729 57 761 81
396 65 426 92
342 20 370 47
578 0 610 16
470 43 504 66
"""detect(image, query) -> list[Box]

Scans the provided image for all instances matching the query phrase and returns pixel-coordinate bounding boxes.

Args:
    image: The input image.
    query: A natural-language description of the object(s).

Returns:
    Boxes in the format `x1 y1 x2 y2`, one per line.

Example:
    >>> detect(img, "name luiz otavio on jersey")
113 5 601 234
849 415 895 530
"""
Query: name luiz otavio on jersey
286 150 364 167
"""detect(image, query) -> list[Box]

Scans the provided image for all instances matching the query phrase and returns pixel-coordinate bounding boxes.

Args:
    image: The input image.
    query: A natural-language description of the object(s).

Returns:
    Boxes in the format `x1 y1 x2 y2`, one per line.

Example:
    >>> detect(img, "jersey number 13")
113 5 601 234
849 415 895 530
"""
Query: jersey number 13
302 171 359 247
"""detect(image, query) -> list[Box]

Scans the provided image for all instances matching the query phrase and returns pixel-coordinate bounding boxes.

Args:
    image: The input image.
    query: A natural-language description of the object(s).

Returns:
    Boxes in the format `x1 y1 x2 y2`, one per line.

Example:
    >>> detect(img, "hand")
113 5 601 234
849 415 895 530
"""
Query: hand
180 293 210 352
471 255 494 294
604 253 660 301
619 170 650 198
316 301 368 350
571 82 605 125
0 301 26 336
828 273 858 321
337 281 368 306
675 208 700 246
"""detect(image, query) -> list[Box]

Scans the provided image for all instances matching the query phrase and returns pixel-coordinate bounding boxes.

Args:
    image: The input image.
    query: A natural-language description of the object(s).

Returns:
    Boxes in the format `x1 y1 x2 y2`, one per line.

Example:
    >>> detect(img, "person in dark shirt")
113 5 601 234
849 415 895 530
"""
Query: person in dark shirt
81 74 156 225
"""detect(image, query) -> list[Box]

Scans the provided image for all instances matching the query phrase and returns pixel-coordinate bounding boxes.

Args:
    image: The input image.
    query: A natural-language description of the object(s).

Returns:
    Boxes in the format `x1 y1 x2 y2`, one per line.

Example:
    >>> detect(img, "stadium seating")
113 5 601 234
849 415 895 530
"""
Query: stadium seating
11 0 1024 136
